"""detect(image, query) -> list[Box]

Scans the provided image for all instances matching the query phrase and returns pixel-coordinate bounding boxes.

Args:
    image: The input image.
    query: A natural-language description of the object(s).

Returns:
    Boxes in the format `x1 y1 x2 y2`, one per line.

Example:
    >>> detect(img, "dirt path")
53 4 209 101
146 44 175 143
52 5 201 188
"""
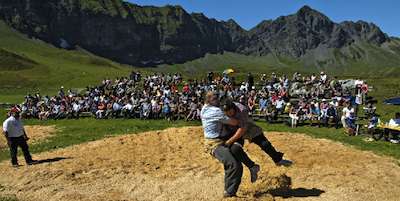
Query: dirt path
0 125 57 149
0 127 399 201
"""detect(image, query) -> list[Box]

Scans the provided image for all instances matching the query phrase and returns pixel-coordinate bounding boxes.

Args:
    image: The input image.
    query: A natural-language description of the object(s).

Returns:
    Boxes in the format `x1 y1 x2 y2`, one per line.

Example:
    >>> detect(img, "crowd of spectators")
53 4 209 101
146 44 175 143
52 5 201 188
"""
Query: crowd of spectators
17 71 375 134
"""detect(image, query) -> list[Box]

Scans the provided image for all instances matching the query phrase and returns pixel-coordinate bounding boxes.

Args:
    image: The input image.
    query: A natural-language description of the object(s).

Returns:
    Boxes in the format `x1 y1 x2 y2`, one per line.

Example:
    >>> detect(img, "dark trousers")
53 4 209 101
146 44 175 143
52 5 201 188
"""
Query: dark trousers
251 134 283 163
8 136 33 165
229 139 255 169
213 145 243 195
322 116 339 128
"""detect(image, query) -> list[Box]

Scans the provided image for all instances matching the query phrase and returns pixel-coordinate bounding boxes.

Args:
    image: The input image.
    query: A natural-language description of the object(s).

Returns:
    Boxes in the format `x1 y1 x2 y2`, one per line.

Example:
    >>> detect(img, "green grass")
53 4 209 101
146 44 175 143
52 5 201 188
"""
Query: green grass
0 111 199 162
0 107 399 166
258 123 400 161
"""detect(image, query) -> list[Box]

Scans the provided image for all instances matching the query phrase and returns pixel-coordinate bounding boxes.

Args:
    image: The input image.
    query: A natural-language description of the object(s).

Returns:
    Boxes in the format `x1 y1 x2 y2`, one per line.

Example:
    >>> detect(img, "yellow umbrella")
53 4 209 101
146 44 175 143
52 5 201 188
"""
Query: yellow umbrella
223 68 235 74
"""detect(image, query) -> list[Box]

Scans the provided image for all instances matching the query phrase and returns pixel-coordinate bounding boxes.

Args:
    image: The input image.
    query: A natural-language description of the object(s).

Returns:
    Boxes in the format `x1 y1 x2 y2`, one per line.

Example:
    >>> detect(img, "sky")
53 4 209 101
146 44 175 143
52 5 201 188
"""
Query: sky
127 0 400 37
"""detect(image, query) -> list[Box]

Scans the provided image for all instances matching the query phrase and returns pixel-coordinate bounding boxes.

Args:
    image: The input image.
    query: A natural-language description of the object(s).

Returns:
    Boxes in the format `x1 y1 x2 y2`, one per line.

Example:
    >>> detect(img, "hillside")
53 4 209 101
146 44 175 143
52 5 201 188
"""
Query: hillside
0 0 400 69
0 20 133 103
0 0 236 66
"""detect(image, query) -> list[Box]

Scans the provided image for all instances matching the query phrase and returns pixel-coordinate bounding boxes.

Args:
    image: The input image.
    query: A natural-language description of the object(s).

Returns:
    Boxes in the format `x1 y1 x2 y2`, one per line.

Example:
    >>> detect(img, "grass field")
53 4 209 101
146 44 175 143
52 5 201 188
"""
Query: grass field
0 106 399 165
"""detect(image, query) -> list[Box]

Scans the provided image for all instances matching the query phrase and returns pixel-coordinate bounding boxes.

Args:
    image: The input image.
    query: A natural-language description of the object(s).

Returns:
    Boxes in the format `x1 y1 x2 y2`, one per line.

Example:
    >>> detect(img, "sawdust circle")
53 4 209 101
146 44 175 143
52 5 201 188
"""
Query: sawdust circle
0 126 399 201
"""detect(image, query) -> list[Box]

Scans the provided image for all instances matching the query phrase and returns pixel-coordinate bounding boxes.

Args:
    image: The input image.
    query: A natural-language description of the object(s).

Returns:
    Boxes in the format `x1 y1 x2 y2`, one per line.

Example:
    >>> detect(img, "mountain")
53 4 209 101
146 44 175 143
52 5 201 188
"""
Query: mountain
239 6 389 57
0 0 237 66
0 0 399 68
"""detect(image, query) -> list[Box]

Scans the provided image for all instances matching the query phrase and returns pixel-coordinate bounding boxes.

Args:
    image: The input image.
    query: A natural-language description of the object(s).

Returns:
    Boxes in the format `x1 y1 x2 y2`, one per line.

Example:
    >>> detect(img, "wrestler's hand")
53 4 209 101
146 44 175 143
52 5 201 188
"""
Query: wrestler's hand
24 134 30 141
224 140 233 147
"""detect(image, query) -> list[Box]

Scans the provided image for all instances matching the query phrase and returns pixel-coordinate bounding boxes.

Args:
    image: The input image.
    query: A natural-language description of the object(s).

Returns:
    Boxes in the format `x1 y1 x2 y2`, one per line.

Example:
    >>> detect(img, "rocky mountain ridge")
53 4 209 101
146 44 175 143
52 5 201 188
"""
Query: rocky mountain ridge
0 0 396 66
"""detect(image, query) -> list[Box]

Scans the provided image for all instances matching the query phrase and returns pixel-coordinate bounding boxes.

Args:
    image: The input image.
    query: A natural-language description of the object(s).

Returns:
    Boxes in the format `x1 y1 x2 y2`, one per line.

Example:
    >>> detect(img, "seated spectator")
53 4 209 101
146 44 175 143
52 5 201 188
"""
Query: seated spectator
122 101 133 118
247 93 256 114
265 104 278 123
367 115 380 135
275 97 285 114
96 101 106 119
112 100 122 118
140 100 151 119
388 113 400 127
363 102 376 118
309 102 321 125
386 113 400 143
323 103 339 129
71 101 81 119
345 111 357 136
151 98 161 119
186 99 198 121
259 96 268 115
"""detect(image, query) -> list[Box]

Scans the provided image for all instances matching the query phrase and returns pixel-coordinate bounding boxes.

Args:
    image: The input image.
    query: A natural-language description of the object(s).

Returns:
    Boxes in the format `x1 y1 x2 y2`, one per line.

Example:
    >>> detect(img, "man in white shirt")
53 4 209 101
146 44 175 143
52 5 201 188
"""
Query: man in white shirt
275 98 285 114
72 101 81 119
2 108 37 167
122 102 133 118
201 92 246 198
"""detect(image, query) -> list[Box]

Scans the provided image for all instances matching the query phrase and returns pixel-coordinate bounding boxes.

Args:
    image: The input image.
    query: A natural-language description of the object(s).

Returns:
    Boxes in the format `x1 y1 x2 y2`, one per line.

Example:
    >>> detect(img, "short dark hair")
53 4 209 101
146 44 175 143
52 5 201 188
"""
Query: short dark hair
395 112 400 118
222 100 237 112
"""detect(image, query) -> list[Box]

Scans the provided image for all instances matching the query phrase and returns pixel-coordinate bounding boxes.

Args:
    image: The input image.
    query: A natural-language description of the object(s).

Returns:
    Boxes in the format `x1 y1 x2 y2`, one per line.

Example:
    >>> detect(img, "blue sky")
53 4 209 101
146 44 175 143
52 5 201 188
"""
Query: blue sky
127 0 400 37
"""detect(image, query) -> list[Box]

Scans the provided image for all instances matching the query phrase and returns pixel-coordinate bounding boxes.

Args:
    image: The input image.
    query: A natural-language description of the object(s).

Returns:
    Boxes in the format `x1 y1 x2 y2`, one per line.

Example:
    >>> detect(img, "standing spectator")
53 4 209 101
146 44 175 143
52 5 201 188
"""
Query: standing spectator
247 73 254 91
2 108 38 167
341 102 354 128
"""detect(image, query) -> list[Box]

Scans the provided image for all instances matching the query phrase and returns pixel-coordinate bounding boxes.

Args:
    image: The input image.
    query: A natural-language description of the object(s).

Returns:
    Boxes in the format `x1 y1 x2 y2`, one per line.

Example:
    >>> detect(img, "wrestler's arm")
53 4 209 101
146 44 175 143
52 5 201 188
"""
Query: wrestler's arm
225 109 249 145
225 127 246 146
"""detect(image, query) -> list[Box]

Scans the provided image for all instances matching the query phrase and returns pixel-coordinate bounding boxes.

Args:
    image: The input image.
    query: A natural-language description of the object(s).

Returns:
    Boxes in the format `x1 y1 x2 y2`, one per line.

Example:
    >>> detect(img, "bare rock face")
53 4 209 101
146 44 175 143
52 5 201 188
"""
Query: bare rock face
238 6 389 57
0 0 236 66
0 1 392 66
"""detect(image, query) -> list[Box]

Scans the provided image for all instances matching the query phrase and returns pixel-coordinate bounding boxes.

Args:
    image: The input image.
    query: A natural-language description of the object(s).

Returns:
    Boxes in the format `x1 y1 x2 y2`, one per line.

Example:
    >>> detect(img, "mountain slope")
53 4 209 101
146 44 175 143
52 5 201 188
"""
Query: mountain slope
0 0 237 66
0 20 132 103
1 0 399 68
0 0 399 73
